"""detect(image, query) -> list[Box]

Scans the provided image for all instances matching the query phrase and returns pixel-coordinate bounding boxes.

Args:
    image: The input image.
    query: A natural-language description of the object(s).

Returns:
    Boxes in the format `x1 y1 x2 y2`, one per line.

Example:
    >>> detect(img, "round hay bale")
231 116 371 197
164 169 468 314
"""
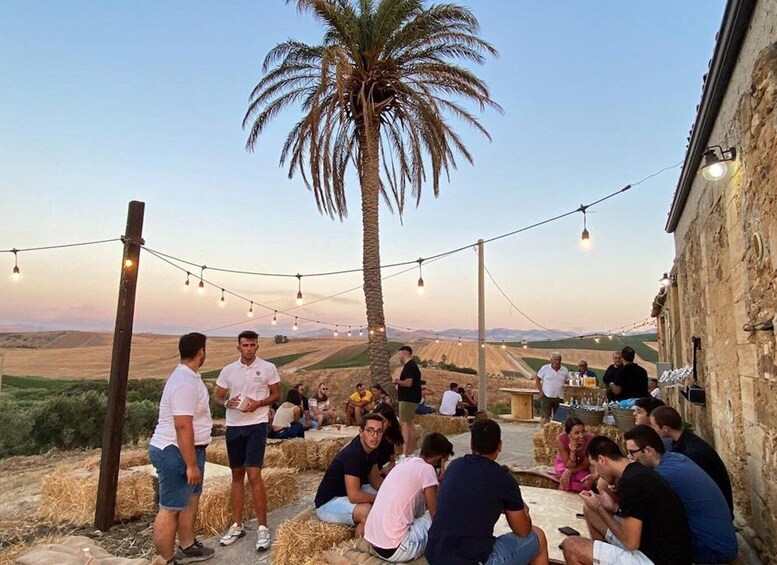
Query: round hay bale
39 467 154 526
273 514 354 565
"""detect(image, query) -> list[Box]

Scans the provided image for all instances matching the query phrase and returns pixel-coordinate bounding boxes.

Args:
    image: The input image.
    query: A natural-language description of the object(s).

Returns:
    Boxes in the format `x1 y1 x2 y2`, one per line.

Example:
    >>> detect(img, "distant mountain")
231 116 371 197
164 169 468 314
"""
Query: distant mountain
293 326 577 342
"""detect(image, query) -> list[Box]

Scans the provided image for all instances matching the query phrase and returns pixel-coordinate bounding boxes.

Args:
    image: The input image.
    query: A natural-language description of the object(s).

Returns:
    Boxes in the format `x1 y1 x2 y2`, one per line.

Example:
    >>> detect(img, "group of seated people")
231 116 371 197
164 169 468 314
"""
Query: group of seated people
551 399 737 564
315 416 551 564
438 382 478 417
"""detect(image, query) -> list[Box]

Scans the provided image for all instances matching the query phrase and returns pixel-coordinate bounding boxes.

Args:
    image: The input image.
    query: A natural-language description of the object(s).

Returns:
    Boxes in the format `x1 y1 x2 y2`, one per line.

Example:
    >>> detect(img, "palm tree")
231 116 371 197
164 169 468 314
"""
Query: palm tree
244 0 501 392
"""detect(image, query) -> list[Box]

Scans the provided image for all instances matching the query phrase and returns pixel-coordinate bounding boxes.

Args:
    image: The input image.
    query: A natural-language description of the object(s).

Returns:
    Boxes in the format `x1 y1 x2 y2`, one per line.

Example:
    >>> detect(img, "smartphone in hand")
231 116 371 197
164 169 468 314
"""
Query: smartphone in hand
558 526 580 536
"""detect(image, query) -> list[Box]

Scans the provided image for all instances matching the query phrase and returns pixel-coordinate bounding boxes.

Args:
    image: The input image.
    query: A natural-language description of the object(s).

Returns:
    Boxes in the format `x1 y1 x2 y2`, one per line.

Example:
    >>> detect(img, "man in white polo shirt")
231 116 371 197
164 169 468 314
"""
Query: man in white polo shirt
535 351 569 424
148 332 215 565
213 330 281 551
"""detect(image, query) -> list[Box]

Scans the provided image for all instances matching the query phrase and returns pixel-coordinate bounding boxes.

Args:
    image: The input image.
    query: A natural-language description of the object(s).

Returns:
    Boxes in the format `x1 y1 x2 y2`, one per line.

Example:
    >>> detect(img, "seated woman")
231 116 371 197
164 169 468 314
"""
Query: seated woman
269 389 305 439
554 416 593 492
373 403 405 478
370 383 392 410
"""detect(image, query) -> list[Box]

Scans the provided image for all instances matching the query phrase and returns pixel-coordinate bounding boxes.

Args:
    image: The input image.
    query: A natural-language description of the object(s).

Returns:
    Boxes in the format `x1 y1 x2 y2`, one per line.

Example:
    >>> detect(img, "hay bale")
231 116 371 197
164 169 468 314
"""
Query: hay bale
413 414 470 436
264 444 288 468
81 448 150 472
510 469 560 490
204 438 230 467
314 440 346 471
532 422 625 466
280 439 311 470
195 467 299 536
273 510 354 565
39 467 154 526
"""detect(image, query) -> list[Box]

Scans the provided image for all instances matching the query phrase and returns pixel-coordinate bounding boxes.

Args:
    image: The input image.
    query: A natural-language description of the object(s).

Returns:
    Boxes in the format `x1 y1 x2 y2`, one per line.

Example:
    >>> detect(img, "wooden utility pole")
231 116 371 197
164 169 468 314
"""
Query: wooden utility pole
95 201 145 531
477 239 486 411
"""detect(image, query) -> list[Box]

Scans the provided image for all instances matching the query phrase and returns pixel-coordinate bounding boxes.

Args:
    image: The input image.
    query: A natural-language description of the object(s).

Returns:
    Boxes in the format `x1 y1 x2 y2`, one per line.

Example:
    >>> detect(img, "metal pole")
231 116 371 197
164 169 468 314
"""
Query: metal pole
95 201 145 531
478 239 486 411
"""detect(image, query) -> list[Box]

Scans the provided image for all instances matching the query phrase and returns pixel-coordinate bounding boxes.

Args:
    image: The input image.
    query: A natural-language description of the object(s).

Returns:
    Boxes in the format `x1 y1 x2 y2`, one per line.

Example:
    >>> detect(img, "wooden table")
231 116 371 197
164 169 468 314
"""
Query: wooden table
498 387 540 422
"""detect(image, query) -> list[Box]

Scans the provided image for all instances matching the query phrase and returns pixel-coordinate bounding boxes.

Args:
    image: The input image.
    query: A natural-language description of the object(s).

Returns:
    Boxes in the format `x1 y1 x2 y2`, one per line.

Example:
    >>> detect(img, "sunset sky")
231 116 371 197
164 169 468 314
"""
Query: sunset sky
0 1 724 337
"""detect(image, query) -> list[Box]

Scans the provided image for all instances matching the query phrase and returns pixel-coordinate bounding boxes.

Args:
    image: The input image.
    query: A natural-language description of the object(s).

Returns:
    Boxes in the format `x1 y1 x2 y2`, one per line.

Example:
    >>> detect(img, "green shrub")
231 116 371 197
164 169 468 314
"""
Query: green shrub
124 400 159 445
0 398 37 457
126 379 166 403
30 390 108 451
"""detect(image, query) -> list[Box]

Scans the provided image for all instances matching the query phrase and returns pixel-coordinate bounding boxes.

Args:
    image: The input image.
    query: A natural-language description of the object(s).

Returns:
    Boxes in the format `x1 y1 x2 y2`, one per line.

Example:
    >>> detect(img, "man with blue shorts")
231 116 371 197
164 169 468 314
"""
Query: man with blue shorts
149 332 214 565
213 330 281 551
315 413 385 537
425 419 549 565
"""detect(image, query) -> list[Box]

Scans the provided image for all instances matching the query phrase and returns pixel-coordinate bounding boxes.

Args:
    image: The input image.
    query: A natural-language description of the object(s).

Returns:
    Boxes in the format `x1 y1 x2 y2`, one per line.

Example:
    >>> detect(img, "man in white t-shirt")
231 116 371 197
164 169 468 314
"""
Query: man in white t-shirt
648 378 663 400
439 383 465 417
213 330 281 551
535 352 569 424
364 433 454 562
148 332 215 565
309 382 336 427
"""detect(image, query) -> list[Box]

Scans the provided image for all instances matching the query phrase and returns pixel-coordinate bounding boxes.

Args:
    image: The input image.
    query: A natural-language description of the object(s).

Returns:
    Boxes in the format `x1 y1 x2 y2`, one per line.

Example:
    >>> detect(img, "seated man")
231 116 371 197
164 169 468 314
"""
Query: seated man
309 382 336 427
650 406 734 516
648 378 662 400
426 419 549 565
439 382 465 417
632 397 671 452
344 383 374 426
364 433 454 562
561 436 691 565
315 413 384 536
624 426 738 563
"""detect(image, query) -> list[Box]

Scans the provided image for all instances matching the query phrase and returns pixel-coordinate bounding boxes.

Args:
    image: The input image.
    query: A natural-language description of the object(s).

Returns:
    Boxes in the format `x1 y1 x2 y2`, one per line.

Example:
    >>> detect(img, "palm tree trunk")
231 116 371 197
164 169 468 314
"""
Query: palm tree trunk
359 119 392 395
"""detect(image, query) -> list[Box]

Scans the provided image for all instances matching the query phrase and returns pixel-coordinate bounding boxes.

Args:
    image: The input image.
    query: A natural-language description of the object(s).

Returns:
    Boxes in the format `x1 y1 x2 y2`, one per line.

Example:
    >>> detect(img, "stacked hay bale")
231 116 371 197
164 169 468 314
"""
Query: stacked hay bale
81 448 150 472
533 422 626 466
413 414 469 436
206 437 288 468
272 508 354 565
206 437 345 471
38 467 155 525
195 467 298 535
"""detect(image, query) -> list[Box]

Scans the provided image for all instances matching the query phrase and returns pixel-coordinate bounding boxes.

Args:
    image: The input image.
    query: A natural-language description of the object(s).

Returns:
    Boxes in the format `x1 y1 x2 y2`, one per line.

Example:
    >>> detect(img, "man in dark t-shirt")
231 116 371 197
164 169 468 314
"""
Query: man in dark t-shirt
426 419 548 565
395 345 422 456
602 351 623 401
561 436 691 565
650 405 734 516
611 346 648 400
315 414 384 536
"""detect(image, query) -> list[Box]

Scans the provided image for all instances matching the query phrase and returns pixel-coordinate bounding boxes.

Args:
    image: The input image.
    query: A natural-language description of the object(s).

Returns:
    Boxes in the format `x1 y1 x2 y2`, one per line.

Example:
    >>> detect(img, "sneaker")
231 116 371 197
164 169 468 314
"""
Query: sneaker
256 525 271 551
175 541 215 563
219 523 246 546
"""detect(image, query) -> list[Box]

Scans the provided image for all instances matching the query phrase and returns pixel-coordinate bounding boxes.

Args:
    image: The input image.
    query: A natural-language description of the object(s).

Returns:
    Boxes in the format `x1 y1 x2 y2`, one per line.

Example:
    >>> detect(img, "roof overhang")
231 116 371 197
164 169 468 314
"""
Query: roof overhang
665 0 757 233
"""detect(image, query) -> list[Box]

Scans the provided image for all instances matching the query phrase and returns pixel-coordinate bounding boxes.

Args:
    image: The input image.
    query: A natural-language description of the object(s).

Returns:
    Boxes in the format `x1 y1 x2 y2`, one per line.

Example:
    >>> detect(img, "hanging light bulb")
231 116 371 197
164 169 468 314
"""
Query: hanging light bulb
608 334 613 340
594 335 601 343
435 334 440 343
197 266 206 294
369 328 375 336
11 249 20 282
296 273 304 305
379 326 385 333
183 272 191 291
334 325 339 337
219 289 226 307
501 340 506 349
522 340 528 349
579 207 592 250
292 317 298 331
359 328 364 337
457 338 462 346
247 302 254 318
271 311 277 325
416 258 425 295
480 341 486 349
347 326 352 338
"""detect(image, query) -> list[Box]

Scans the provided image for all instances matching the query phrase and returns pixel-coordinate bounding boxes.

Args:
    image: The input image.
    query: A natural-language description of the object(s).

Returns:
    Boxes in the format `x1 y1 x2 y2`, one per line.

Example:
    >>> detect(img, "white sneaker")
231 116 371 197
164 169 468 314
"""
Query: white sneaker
219 523 245 546
256 525 271 551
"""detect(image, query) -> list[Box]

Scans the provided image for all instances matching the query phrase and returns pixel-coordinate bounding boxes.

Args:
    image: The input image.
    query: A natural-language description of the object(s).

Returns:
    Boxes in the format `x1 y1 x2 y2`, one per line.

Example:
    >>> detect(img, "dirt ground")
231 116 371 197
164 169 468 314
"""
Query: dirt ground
0 446 324 565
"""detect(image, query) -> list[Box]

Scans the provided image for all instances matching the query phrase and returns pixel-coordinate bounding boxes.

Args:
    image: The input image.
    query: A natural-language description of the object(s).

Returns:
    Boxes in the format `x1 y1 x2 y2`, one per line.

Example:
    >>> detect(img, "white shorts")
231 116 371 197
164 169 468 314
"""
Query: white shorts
593 527 654 565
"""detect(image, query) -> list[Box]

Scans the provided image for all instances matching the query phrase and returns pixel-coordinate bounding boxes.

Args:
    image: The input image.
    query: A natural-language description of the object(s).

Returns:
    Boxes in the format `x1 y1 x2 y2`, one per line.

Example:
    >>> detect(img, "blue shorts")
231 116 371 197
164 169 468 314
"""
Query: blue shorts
149 444 206 511
226 423 268 468
484 531 540 565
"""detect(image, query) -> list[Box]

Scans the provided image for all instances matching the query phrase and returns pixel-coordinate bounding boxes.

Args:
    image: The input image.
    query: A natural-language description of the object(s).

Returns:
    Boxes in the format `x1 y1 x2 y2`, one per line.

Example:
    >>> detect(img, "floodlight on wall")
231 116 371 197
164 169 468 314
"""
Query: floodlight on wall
700 145 736 181
659 272 675 287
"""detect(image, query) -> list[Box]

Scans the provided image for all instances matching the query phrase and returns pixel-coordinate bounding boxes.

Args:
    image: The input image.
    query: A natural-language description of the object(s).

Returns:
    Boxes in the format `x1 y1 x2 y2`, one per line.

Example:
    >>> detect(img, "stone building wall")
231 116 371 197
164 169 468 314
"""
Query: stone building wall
658 1 777 561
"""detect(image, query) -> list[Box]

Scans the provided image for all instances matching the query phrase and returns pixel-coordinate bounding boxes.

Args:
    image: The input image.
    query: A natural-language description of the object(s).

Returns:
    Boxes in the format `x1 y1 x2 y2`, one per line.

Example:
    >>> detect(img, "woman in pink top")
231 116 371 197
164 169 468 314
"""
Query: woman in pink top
554 416 593 492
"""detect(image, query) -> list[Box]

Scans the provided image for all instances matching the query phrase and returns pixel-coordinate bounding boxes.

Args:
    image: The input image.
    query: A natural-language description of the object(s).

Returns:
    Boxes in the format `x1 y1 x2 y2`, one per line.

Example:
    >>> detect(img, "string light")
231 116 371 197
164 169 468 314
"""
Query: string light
247 302 255 317
379 326 385 333
359 328 364 337
522 340 528 349
416 259 425 295
293 317 299 331
219 288 226 307
334 325 339 337
435 334 440 343
594 335 601 343
457 338 462 346
271 310 277 325
11 249 20 282
124 258 134 268
579 206 591 250
608 334 613 340
501 340 506 349
347 326 352 337
480 341 486 349
296 273 304 305
183 272 191 291
198 266 206 295
369 328 375 335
